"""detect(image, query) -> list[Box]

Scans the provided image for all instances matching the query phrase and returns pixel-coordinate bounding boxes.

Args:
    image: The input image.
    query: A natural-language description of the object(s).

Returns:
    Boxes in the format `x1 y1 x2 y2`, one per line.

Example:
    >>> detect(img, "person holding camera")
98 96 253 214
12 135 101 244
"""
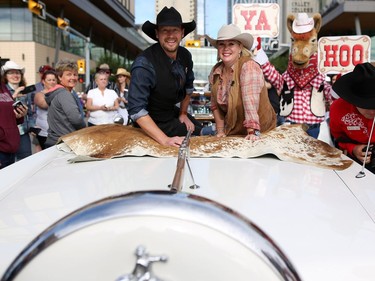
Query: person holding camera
330 62 375 173
0 72 28 169
1 60 33 161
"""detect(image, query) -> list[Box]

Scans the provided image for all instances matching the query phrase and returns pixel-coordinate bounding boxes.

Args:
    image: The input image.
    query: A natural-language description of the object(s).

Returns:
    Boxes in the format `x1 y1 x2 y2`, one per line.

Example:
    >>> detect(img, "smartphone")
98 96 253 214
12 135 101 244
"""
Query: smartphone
20 84 36 95
12 100 25 110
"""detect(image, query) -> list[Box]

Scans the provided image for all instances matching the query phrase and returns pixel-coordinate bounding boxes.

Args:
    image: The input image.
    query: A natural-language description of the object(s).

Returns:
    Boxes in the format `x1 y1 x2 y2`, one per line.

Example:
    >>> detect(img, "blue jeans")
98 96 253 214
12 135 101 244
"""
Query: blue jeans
0 151 15 169
16 133 32 161
286 121 321 139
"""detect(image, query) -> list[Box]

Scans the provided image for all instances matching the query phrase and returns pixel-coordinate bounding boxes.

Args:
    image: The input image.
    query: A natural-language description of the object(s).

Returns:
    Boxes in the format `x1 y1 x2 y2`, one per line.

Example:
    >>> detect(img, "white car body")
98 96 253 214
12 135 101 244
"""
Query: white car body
1 146 375 280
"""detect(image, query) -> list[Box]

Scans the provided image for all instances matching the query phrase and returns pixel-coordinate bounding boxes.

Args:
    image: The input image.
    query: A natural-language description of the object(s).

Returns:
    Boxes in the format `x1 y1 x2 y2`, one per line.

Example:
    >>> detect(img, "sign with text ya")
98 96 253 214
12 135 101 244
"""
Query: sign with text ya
233 3 279 38
318 35 371 74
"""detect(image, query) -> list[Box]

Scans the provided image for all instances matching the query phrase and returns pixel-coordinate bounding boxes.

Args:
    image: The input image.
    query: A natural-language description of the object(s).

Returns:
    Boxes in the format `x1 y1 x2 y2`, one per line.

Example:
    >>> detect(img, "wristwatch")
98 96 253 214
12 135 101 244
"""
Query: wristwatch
248 129 261 137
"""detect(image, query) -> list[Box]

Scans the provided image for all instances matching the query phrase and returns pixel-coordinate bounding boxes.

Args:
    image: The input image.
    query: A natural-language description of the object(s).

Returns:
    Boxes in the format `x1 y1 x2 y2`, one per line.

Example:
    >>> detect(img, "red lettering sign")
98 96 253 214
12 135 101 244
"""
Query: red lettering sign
233 3 279 37
318 36 371 74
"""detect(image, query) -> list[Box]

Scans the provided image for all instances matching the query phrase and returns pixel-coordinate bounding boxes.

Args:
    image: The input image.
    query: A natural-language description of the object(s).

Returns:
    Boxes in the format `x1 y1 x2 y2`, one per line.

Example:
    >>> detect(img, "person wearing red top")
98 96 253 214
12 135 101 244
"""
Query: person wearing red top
0 83 28 169
330 63 375 173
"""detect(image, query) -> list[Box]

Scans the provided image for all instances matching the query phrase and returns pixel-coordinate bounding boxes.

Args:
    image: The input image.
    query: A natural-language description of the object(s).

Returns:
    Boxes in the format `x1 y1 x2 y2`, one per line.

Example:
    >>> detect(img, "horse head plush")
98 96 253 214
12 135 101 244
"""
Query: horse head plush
253 12 332 139
286 13 321 69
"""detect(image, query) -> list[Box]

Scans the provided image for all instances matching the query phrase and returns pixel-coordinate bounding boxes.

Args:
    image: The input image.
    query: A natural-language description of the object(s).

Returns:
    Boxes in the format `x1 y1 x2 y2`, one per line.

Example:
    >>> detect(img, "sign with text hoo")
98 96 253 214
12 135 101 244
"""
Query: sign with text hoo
318 35 371 74
233 3 280 38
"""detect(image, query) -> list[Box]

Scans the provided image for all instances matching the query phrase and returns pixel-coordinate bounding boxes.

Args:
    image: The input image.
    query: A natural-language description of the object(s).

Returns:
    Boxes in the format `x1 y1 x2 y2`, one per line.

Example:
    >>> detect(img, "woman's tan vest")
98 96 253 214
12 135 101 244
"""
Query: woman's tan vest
211 57 276 136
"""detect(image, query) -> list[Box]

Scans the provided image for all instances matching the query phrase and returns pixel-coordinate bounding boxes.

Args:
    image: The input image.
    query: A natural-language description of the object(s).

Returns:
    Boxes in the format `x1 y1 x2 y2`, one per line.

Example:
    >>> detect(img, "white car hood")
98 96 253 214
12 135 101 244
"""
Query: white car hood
0 147 375 280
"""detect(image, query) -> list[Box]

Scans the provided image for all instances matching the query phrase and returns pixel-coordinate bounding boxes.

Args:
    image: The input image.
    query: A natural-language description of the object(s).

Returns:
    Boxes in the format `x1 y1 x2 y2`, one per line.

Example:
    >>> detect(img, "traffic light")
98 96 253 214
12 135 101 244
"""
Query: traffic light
78 74 85 84
185 40 201 48
28 0 46 20
77 59 85 74
57 17 70 30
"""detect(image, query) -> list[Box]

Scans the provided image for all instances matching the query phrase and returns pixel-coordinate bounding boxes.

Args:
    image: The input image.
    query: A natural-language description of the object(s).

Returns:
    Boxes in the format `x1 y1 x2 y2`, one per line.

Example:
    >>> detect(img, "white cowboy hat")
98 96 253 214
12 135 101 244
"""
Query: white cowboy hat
205 24 254 50
1 60 25 76
292 13 314 34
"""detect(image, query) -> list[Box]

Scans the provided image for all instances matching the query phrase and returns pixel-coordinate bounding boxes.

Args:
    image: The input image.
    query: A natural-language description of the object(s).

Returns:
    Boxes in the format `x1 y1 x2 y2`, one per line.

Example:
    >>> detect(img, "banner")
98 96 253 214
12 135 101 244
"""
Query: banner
318 35 371 74
233 3 279 38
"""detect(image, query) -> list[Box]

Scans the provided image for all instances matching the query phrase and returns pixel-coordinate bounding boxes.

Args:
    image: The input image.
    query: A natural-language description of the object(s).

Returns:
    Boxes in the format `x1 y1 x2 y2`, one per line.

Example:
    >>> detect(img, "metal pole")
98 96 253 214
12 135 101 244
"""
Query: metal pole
354 15 362 35
85 37 90 88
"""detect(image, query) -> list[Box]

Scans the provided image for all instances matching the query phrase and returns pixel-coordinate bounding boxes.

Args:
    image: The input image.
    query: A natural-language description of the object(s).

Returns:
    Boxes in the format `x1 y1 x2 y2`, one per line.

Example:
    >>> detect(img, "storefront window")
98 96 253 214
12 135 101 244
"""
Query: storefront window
0 7 32 41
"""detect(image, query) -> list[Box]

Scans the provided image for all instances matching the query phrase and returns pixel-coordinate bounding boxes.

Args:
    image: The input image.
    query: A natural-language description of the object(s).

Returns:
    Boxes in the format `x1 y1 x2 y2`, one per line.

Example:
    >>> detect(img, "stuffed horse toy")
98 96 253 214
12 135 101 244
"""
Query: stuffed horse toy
254 13 333 139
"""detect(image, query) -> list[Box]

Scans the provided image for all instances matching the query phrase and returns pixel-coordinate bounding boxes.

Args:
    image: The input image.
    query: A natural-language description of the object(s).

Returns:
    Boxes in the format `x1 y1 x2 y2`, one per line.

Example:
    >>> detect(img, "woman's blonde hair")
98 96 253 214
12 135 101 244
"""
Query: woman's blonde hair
55 59 78 79
216 44 253 62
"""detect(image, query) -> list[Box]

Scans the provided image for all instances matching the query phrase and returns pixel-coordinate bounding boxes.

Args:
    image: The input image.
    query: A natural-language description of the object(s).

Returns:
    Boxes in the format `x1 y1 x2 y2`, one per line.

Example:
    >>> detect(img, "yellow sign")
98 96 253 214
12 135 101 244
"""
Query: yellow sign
77 59 85 74
28 0 46 19
185 40 201 48
57 17 70 30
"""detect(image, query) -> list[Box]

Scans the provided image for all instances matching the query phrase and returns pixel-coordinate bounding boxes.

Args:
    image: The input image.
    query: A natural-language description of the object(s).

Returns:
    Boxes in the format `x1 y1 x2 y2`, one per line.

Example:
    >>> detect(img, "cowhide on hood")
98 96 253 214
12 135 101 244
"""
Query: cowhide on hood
57 124 352 170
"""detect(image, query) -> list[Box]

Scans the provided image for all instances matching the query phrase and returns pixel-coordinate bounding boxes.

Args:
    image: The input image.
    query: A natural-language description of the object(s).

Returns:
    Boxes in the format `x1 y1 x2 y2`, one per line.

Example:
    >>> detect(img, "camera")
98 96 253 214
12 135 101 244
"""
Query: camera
362 145 375 168
20 84 36 95
12 100 25 110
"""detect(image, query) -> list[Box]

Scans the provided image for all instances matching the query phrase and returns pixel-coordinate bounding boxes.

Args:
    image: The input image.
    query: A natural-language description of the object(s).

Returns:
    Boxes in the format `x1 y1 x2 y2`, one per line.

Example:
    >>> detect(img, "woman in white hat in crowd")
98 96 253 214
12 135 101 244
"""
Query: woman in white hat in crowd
205 24 276 140
115 67 131 125
330 62 375 174
0 61 28 168
1 60 32 160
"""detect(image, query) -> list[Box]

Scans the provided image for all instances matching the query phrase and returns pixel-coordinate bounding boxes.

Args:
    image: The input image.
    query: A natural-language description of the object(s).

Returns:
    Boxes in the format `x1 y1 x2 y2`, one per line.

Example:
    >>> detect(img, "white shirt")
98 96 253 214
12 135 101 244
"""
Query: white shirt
87 87 118 125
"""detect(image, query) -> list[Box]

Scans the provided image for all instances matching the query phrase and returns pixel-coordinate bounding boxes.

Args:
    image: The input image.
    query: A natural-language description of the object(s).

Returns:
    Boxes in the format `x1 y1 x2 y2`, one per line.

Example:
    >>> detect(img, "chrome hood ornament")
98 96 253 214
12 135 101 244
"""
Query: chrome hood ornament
116 245 168 281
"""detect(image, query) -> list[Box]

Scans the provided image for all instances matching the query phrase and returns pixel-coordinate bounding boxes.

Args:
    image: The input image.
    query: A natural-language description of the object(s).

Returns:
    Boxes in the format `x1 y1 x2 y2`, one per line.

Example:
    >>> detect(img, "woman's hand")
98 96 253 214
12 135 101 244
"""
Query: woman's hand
216 132 226 138
12 86 25 99
14 104 28 119
244 134 260 141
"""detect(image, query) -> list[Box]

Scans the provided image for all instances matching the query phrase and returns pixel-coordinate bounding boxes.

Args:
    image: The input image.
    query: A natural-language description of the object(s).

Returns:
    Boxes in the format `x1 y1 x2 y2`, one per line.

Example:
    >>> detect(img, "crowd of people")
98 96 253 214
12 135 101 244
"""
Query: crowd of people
0 59 133 169
1 7 374 174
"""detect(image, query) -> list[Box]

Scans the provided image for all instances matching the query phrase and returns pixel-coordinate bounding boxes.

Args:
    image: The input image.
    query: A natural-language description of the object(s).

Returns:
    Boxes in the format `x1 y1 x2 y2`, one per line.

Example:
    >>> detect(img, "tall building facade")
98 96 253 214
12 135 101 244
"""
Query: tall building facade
155 0 197 41
0 0 149 87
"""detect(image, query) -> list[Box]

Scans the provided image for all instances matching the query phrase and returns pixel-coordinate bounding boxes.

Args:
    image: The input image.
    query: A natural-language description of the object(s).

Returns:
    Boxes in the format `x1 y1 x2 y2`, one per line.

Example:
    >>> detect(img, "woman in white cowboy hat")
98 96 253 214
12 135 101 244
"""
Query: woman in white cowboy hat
0 61 28 168
127 6 204 147
1 60 33 161
330 62 375 173
205 24 276 139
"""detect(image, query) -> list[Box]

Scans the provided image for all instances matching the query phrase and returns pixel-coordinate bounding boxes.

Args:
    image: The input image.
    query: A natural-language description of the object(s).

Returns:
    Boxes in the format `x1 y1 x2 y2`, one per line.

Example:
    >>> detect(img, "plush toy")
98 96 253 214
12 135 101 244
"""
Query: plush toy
254 13 333 139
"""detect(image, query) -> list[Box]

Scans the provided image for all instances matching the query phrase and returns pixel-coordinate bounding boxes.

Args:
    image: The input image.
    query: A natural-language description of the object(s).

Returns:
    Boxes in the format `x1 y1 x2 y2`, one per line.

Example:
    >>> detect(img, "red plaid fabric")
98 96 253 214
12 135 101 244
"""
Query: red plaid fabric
262 61 332 124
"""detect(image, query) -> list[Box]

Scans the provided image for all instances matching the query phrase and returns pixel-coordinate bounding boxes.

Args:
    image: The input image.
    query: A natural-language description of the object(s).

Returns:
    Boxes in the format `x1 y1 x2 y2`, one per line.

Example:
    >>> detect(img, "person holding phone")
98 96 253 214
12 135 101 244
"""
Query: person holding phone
0 81 28 169
330 62 375 174
0 60 32 161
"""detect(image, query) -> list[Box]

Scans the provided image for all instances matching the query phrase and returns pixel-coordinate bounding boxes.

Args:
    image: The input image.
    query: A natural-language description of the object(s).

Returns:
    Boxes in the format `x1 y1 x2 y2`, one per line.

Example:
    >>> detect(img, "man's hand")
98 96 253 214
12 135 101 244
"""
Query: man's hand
179 113 195 132
164 136 184 147
353 144 372 164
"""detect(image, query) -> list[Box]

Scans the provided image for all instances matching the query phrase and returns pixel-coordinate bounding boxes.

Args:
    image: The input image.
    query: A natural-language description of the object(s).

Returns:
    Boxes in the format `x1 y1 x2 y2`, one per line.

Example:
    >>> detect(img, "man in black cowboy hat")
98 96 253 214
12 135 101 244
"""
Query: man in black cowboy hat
330 62 375 173
128 6 203 147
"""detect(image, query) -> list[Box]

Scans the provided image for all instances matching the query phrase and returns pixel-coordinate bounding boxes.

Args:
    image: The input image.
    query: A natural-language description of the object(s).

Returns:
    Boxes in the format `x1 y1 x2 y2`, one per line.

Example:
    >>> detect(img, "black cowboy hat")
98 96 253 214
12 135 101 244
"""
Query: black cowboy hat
333 62 375 109
142 6 196 42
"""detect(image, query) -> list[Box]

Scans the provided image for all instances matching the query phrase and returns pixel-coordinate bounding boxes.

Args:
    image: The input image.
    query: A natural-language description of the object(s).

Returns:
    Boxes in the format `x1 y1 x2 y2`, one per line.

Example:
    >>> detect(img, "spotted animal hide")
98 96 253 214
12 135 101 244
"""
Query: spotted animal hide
58 124 352 170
